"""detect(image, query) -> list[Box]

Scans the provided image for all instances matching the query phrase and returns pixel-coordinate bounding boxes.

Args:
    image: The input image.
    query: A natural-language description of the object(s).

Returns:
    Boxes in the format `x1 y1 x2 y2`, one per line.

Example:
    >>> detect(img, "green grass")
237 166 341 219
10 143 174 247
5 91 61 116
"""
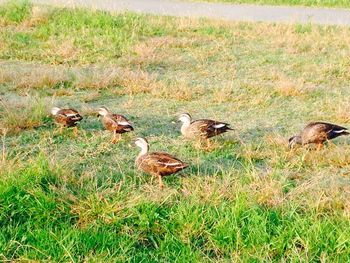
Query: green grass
1 0 350 261
194 0 350 9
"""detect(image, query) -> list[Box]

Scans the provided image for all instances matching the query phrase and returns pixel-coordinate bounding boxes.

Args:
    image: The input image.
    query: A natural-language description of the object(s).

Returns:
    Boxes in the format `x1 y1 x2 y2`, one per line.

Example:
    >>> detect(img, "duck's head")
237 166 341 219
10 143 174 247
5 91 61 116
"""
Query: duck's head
51 107 61 115
288 135 302 149
98 106 109 117
178 113 191 124
135 137 149 155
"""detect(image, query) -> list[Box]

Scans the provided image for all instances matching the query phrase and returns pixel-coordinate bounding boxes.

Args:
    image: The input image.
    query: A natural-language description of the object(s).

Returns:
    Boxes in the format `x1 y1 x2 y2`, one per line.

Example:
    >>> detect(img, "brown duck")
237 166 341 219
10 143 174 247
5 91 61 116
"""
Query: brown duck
289 122 349 149
135 137 188 189
98 107 134 143
51 107 83 134
179 113 233 148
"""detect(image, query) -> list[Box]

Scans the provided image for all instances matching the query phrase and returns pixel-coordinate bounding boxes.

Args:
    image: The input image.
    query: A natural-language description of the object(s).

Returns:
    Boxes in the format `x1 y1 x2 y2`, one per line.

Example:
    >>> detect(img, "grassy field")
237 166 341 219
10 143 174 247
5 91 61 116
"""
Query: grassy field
196 0 350 8
1 0 350 261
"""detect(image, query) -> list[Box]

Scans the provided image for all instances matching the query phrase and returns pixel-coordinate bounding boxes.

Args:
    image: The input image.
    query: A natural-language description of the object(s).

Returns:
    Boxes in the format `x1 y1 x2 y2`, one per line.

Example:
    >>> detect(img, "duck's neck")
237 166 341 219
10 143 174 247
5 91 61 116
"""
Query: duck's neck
296 135 303 145
138 143 149 156
181 119 191 134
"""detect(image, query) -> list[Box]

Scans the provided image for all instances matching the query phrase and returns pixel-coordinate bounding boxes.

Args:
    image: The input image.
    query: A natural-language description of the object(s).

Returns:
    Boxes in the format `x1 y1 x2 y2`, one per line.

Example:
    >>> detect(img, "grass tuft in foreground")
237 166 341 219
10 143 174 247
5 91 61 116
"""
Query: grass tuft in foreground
0 95 49 135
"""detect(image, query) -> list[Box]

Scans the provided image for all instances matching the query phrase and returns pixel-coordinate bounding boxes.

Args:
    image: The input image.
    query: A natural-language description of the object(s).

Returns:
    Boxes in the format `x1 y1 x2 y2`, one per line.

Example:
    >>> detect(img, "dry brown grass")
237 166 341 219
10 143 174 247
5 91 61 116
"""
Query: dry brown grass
81 91 101 103
273 74 315 98
336 102 350 123
21 6 51 28
286 173 350 216
74 67 122 90
251 177 284 207
0 62 159 94
152 80 205 101
211 81 235 104
53 88 74 97
239 143 268 164
180 176 237 205
70 190 122 227
301 145 350 169
131 36 199 67
0 62 70 91
48 38 81 63
111 69 156 95
138 184 179 204
0 95 49 135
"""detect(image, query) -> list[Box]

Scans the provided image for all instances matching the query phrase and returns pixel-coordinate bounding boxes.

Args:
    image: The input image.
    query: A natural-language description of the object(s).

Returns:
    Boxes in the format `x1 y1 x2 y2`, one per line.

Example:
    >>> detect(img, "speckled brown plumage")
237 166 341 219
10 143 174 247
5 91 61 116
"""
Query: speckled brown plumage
101 114 133 134
289 122 349 149
137 152 188 176
179 113 233 148
54 108 83 127
98 107 133 143
135 138 188 188
183 119 233 139
51 107 83 135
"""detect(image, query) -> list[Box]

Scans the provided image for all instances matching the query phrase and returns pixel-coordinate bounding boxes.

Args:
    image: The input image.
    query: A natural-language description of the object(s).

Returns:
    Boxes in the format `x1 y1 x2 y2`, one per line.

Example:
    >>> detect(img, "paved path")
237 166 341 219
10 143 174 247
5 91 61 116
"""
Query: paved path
2 0 350 26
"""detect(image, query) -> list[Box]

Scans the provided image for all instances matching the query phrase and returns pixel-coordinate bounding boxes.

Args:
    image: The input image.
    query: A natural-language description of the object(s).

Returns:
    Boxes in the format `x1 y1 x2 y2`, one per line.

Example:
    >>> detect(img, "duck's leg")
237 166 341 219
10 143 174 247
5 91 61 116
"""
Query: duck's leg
111 133 116 143
157 174 164 189
73 126 79 137
316 143 323 151
194 139 202 150
206 139 212 149
111 133 121 144
59 126 63 134
206 139 212 151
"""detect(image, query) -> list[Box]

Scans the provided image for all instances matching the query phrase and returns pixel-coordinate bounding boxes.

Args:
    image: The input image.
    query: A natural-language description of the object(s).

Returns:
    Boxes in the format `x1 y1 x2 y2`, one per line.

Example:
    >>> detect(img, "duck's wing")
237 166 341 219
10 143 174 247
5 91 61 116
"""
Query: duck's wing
111 114 134 132
141 152 188 176
111 114 132 125
304 122 348 142
56 108 83 126
191 119 233 138
307 122 346 133
103 114 133 132
320 122 348 139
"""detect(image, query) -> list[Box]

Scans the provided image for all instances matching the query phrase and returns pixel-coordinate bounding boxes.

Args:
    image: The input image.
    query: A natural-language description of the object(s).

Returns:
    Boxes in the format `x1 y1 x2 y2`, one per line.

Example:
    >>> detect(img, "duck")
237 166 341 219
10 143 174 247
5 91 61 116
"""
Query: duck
98 107 134 143
51 107 83 134
289 122 349 149
178 113 233 148
135 137 188 189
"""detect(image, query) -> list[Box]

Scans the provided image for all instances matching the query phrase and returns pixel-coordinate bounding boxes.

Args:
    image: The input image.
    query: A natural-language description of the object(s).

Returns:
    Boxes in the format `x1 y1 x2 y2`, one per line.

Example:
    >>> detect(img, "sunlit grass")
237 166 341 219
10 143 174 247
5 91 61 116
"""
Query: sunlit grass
1 1 350 261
